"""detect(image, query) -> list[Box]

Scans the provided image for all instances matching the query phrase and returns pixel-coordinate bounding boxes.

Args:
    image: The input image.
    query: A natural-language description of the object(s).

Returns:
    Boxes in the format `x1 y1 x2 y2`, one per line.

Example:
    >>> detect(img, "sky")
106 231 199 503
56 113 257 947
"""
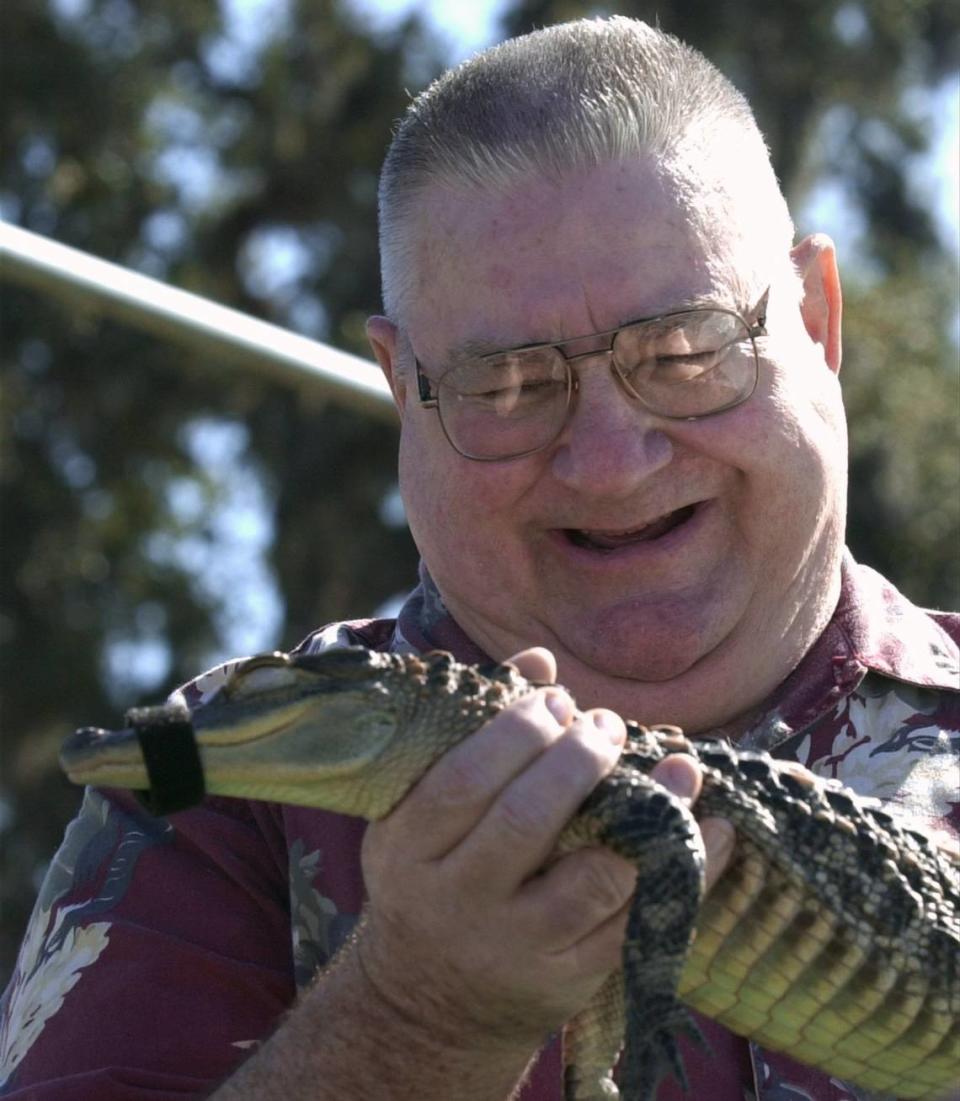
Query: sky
349 0 509 50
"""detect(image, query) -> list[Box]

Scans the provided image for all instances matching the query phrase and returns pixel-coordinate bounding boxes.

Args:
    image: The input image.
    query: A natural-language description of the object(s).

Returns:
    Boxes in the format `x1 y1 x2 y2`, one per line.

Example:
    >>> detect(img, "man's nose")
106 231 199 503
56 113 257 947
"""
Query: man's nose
548 350 674 495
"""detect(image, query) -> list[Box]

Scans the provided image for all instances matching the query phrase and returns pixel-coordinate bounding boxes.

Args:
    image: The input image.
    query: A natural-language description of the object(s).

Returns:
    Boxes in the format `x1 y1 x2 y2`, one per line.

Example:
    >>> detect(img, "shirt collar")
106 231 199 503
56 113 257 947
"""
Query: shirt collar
733 551 959 750
833 551 959 688
393 559 491 665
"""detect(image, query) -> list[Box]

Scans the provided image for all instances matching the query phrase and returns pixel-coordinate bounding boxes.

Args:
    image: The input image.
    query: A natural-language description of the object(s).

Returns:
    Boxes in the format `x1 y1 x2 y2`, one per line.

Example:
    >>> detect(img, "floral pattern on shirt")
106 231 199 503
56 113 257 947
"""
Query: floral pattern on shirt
0 790 171 1087
288 839 358 988
794 675 959 839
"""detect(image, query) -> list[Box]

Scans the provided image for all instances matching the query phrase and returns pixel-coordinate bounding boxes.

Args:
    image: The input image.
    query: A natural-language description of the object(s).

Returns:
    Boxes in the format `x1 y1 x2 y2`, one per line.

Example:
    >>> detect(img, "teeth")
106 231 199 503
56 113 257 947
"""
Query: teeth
569 506 694 550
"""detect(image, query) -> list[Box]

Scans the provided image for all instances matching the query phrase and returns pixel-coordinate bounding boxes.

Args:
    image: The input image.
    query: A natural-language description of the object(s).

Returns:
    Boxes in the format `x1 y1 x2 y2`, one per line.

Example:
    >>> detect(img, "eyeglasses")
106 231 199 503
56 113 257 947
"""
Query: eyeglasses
415 289 769 461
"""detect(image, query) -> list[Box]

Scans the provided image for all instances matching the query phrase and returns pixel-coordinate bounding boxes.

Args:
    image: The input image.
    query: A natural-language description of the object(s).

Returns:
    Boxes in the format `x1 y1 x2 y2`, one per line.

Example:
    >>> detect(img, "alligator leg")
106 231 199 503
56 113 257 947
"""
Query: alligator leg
562 969 624 1099
583 768 708 1100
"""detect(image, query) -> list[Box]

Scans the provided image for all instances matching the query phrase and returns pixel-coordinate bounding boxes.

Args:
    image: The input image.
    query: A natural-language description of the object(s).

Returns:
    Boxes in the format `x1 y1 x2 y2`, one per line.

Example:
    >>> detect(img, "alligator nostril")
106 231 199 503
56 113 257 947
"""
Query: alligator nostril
66 726 110 750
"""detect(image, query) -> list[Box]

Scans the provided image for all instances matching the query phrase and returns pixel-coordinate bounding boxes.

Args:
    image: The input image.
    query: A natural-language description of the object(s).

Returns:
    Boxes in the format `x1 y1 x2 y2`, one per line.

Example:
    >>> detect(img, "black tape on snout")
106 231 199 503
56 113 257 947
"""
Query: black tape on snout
129 706 205 816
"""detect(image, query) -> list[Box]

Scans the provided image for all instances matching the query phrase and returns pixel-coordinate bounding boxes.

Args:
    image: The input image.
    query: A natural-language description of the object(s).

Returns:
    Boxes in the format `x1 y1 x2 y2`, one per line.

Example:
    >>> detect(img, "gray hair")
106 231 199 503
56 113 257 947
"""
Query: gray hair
378 16 795 324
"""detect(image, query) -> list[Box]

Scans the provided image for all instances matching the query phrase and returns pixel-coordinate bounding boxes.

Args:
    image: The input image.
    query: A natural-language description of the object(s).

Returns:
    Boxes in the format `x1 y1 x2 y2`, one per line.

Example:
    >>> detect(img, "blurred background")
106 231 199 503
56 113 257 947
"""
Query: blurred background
1 0 958 983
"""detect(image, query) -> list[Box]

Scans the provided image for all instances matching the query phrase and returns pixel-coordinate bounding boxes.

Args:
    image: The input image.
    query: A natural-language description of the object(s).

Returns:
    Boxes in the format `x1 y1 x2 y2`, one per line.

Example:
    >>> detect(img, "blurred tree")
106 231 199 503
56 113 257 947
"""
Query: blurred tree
841 256 959 607
1 0 437 978
2 0 958 985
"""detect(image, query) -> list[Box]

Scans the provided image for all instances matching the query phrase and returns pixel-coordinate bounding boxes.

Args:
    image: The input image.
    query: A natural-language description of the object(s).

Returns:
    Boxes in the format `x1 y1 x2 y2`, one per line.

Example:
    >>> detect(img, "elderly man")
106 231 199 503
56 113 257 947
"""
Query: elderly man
2 16 957 1101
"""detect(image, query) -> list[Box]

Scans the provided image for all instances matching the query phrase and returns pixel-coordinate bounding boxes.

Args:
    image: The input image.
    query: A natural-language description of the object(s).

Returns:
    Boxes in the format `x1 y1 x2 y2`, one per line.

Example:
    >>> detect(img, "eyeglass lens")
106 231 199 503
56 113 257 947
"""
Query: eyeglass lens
437 309 757 460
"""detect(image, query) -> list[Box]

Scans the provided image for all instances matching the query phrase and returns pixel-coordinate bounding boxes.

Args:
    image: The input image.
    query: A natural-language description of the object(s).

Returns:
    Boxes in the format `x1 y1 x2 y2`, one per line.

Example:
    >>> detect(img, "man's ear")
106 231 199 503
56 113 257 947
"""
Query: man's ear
790 233 842 374
366 315 407 416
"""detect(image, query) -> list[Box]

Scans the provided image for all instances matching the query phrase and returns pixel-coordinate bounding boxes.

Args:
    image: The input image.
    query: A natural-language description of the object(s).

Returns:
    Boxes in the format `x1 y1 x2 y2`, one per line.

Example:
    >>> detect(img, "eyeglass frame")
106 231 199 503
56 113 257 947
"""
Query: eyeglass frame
413 287 770 462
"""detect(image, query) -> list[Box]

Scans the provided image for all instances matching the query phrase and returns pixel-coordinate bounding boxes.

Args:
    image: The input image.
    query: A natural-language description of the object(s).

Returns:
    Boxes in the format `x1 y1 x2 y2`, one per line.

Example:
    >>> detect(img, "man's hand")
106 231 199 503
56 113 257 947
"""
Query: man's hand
214 648 737 1100
357 647 736 1058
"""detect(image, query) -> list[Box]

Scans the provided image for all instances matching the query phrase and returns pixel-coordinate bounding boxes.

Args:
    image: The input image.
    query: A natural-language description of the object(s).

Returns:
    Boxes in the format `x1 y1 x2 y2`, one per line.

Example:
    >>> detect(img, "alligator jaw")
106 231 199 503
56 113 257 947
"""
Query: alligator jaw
59 663 410 816
60 724 149 789
60 696 311 787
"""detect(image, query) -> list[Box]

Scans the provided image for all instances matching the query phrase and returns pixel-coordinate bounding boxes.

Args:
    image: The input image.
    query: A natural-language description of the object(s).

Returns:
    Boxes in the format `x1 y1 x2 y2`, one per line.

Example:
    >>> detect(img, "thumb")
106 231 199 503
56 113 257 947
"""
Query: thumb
505 646 557 685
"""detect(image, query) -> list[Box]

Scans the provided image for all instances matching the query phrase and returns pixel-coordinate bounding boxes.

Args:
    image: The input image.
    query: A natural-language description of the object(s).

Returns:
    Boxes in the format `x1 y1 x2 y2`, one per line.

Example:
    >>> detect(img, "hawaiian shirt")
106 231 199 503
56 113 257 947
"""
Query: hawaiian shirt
2 552 957 1100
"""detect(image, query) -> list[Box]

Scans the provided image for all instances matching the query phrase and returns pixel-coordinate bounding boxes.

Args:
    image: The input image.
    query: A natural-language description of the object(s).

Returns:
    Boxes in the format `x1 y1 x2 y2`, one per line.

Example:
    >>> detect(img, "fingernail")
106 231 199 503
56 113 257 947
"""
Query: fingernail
701 818 735 860
593 709 626 744
545 690 574 725
656 760 698 803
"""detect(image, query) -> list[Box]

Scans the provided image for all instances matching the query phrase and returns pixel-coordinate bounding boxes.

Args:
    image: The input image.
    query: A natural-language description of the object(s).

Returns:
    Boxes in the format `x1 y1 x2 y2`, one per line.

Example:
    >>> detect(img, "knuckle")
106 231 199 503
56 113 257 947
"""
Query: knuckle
360 834 385 884
583 707 626 745
579 851 637 913
496 791 553 842
409 692 574 815
506 690 574 742
430 752 496 810
558 715 622 774
562 849 636 916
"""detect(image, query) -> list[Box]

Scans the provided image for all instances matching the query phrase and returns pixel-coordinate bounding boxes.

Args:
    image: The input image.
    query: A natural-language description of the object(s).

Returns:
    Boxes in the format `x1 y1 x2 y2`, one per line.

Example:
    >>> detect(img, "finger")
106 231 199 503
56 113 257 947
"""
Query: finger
549 820 736 963
700 816 736 892
455 708 627 892
650 752 702 805
552 892 632 979
506 647 557 685
518 845 636 955
777 759 820 788
651 753 736 891
382 687 577 859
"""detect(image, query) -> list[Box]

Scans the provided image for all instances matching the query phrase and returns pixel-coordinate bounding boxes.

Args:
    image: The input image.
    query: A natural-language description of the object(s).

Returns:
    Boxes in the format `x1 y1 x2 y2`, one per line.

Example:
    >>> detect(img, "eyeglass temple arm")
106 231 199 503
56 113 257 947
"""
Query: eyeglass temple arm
749 288 770 337
415 359 439 407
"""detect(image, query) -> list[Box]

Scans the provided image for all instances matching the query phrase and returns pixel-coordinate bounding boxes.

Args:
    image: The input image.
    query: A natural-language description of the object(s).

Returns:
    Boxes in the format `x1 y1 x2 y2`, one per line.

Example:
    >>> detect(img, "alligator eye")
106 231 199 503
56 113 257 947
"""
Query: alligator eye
238 652 291 672
294 647 386 678
228 659 299 697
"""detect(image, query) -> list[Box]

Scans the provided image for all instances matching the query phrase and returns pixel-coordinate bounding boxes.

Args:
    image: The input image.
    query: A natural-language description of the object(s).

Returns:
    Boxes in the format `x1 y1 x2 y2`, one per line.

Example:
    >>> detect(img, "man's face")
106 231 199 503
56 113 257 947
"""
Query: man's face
371 157 847 731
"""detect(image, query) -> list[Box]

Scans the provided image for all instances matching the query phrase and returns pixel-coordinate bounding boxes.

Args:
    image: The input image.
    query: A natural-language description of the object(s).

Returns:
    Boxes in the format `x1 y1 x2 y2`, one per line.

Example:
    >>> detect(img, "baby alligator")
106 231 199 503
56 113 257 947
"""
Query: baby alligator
60 647 960 1100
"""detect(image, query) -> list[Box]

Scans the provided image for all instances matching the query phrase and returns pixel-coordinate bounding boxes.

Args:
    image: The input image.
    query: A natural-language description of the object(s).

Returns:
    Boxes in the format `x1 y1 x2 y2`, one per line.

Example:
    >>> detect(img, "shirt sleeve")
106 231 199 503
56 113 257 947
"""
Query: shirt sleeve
0 787 296 1097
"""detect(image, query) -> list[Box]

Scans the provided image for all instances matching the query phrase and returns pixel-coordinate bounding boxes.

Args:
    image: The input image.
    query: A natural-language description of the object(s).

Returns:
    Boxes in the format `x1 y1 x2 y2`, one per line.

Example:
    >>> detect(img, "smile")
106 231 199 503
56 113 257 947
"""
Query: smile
565 504 698 551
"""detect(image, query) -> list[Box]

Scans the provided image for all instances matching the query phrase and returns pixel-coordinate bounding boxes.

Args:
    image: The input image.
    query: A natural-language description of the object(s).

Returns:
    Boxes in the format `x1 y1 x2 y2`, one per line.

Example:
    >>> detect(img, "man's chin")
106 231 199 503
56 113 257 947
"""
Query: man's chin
582 642 703 684
581 596 733 674
550 602 743 720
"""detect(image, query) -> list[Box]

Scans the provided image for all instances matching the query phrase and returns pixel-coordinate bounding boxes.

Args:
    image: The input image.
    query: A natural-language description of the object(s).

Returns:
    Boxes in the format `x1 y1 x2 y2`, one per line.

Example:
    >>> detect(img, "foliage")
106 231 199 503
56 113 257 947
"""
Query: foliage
1 0 434 977
2 0 957 982
841 256 960 609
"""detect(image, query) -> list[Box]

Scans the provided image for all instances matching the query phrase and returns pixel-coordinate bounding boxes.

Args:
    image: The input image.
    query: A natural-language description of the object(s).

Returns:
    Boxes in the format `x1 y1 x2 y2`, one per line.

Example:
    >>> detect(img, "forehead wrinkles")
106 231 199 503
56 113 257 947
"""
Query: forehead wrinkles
413 176 565 277
407 176 572 352
406 161 760 356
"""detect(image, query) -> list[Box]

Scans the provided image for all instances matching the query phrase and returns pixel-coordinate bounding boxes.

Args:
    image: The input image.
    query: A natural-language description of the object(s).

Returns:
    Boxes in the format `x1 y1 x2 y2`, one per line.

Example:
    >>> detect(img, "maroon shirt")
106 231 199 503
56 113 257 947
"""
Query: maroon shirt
2 554 957 1099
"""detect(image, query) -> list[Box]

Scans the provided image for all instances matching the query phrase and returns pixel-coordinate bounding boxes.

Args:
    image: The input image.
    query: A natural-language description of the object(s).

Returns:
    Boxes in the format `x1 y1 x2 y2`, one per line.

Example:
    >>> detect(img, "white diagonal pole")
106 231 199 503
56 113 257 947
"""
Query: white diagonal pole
0 221 396 423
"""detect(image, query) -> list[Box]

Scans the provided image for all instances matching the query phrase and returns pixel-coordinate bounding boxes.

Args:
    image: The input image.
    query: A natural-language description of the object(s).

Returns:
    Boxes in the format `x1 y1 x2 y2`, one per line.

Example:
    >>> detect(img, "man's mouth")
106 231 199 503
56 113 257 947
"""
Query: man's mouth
565 504 697 551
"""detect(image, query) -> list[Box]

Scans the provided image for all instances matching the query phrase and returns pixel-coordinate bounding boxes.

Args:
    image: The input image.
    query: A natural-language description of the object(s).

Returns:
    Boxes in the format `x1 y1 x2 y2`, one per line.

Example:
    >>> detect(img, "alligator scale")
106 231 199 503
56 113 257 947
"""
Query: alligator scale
60 647 960 1100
